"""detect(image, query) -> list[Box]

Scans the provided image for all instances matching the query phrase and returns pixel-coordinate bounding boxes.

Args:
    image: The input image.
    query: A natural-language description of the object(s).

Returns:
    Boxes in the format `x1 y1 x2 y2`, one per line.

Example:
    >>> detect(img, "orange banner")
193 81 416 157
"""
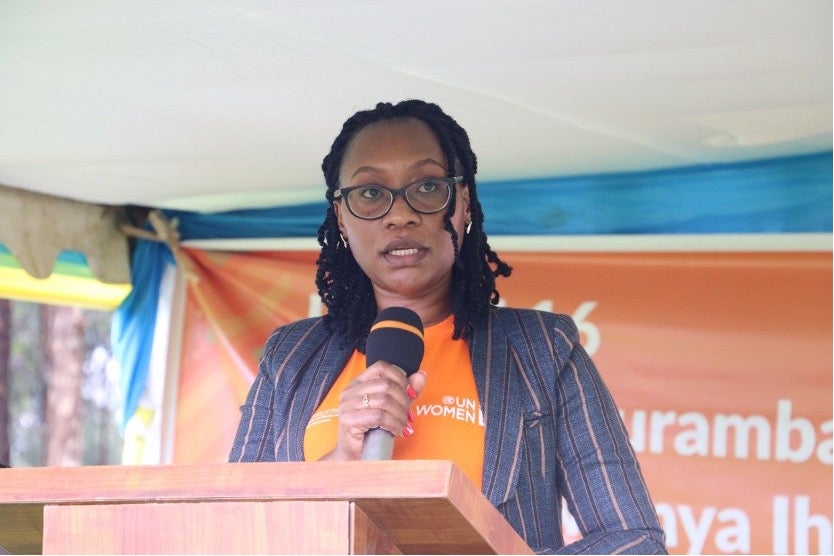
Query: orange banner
176 247 832 555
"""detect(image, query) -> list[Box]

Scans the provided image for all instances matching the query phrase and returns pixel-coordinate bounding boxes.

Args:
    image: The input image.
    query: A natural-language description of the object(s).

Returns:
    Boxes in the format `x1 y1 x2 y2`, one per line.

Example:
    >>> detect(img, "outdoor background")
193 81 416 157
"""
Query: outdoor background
0 300 121 468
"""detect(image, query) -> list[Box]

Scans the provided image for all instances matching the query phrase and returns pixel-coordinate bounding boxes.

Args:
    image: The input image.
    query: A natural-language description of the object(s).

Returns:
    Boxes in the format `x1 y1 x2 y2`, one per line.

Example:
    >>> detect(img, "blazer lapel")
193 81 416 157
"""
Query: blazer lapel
470 308 525 507
285 321 354 460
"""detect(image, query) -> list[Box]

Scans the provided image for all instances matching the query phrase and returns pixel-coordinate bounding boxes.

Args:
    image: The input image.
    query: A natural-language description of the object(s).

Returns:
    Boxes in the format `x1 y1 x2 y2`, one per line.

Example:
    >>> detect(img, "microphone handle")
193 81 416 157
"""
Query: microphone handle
361 428 395 460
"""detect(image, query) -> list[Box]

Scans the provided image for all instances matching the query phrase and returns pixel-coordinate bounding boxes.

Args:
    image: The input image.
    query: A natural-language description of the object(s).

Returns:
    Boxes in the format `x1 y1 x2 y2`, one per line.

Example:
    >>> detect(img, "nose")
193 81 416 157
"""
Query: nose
383 192 420 226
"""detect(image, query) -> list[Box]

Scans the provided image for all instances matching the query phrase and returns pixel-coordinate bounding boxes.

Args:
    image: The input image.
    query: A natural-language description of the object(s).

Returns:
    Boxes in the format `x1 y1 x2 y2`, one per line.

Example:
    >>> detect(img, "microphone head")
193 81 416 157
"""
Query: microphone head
365 307 424 376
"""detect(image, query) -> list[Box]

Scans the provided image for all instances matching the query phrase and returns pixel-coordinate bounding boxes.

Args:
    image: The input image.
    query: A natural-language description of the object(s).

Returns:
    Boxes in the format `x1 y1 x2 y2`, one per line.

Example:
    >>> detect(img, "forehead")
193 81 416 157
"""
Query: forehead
340 118 445 177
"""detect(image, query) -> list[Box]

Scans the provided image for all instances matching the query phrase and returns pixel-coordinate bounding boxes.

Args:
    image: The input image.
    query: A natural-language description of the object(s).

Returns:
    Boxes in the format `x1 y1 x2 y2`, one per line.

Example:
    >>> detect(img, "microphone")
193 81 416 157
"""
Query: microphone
361 306 425 460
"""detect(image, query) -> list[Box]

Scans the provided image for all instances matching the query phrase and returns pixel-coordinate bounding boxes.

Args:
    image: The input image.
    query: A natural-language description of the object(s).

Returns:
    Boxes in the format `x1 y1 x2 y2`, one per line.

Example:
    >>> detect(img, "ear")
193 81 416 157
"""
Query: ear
333 200 346 234
460 184 471 222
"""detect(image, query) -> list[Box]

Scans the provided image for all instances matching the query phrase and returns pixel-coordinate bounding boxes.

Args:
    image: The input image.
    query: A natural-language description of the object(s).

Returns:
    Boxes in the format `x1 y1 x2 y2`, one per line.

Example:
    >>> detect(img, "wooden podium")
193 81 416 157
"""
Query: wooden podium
0 460 532 554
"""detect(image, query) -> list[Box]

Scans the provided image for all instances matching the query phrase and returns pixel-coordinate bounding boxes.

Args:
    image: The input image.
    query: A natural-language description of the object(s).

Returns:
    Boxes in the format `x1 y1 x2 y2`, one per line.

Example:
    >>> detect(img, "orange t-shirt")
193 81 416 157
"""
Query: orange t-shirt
304 315 485 489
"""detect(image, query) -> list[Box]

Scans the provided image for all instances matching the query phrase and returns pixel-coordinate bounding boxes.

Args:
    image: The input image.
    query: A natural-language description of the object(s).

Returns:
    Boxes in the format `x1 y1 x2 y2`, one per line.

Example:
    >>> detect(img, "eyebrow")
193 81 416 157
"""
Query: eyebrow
350 158 447 180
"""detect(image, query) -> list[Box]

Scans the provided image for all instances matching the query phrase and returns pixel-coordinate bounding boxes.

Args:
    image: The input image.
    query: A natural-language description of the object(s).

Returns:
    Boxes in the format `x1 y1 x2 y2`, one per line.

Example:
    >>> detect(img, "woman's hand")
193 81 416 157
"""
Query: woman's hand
319 364 426 461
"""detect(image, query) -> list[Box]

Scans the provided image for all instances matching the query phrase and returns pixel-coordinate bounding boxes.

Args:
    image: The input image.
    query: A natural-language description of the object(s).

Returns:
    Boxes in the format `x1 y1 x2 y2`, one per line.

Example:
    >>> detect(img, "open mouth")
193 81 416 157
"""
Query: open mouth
382 238 425 258
388 247 420 257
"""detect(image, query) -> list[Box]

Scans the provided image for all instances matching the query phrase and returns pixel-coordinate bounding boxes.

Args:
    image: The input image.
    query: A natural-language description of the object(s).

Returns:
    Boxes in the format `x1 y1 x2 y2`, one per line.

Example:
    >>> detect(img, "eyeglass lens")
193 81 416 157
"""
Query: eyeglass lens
345 178 451 219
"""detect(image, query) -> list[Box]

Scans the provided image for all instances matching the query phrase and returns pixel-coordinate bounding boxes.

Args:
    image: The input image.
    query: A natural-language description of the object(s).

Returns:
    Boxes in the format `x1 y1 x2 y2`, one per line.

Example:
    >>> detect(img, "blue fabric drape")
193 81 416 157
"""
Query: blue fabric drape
165 203 328 240
161 151 831 241
111 240 173 430
112 150 832 429
479 151 832 235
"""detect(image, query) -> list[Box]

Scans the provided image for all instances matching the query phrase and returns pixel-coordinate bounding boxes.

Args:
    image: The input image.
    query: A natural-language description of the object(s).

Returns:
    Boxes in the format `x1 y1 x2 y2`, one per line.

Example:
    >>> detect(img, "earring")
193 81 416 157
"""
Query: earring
339 233 349 248
465 220 472 235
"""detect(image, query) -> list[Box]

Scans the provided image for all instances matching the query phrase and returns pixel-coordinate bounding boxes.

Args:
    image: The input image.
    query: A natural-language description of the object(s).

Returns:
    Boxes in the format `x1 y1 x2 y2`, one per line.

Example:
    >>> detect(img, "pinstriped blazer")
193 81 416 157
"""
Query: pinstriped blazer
230 307 666 554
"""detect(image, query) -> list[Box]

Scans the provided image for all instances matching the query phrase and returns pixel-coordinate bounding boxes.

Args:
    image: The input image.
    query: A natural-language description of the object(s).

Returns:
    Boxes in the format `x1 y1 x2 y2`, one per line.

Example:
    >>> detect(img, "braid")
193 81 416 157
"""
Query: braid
316 99 512 351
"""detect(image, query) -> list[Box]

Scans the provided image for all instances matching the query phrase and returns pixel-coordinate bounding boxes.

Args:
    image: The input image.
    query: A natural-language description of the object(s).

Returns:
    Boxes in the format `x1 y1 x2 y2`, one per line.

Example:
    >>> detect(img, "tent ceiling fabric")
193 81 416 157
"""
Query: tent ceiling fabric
0 1 830 213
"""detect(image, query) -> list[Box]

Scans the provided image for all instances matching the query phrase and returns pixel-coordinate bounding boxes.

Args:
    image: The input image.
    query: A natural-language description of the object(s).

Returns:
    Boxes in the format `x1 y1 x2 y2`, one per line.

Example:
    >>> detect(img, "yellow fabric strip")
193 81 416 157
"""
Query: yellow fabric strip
0 267 131 310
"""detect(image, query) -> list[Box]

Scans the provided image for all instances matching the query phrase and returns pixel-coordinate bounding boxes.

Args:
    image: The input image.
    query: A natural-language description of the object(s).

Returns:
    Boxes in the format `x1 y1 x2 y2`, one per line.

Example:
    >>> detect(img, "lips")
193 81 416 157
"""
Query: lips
389 247 419 257
382 239 425 258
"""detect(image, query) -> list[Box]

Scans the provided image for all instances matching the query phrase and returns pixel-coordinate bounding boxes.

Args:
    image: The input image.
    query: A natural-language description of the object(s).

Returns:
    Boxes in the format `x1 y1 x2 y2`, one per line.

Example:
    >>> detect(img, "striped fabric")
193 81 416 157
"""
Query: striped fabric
230 307 666 554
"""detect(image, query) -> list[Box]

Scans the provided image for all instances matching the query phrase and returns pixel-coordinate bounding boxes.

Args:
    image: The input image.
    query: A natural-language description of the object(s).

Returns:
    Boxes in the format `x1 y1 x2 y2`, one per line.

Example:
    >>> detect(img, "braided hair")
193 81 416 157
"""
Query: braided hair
315 99 512 351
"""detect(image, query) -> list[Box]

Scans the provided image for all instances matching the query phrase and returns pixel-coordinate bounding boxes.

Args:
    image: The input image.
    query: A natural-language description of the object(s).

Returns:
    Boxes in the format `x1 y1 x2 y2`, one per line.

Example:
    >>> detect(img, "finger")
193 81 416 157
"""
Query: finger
355 391 410 433
359 360 412 386
348 363 412 408
339 383 410 433
407 370 427 399
344 381 410 413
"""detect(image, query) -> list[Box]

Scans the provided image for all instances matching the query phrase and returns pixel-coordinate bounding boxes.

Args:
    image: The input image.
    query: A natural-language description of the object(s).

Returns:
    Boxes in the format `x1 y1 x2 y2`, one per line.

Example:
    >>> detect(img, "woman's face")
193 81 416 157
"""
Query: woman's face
335 117 470 309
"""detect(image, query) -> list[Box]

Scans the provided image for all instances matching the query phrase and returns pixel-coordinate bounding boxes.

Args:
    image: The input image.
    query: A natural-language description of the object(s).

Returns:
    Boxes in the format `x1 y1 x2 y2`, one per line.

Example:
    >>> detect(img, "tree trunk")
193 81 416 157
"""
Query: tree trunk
0 299 10 466
41 305 85 466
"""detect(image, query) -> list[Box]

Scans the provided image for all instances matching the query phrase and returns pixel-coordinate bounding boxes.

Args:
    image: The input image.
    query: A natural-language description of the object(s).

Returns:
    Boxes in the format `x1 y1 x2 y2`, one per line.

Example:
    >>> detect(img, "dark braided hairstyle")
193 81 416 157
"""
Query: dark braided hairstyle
315 99 512 351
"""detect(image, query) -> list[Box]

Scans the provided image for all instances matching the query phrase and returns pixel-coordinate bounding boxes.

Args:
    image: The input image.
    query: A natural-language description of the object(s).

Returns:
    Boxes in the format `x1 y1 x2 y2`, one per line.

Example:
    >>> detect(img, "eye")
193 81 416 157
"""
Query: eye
415 179 441 194
356 186 385 201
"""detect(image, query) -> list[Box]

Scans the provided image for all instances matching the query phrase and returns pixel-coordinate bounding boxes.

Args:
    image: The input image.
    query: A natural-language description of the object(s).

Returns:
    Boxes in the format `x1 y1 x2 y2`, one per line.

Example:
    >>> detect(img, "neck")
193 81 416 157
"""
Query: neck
374 298 451 328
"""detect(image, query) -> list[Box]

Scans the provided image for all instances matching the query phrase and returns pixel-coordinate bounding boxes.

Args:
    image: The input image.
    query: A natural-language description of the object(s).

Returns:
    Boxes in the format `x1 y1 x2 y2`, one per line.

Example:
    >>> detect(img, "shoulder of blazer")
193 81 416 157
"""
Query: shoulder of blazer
264 316 330 344
491 306 579 353
260 316 348 384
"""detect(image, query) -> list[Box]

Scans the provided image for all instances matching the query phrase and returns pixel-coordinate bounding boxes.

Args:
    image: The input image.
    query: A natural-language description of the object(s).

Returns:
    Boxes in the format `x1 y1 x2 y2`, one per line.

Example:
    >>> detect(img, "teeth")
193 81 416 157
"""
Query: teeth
389 248 418 257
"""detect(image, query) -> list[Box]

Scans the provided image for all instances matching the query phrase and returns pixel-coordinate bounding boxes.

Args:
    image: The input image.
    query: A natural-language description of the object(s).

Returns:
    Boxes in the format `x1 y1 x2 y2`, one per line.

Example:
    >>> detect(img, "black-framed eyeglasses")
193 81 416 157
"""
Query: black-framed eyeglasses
333 176 462 221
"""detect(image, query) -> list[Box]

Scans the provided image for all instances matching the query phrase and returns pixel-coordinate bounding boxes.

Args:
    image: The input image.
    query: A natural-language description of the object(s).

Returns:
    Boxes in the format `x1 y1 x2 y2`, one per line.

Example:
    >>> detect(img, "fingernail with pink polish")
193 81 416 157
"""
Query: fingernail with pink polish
406 385 417 399
402 423 415 437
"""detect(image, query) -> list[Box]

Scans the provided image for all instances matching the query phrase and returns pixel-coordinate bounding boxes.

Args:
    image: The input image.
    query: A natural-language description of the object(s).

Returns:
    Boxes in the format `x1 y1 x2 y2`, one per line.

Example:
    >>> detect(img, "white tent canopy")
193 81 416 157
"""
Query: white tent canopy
0 1 830 215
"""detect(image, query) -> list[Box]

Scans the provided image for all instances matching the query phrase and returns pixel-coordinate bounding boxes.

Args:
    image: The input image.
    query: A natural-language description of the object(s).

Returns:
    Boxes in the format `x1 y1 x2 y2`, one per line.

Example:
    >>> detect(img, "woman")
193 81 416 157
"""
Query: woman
230 99 666 554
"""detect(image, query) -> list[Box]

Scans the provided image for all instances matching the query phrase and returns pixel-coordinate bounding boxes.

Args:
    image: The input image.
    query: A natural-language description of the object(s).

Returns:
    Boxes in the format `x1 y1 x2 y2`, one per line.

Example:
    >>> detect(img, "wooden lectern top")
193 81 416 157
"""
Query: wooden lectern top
0 460 532 555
